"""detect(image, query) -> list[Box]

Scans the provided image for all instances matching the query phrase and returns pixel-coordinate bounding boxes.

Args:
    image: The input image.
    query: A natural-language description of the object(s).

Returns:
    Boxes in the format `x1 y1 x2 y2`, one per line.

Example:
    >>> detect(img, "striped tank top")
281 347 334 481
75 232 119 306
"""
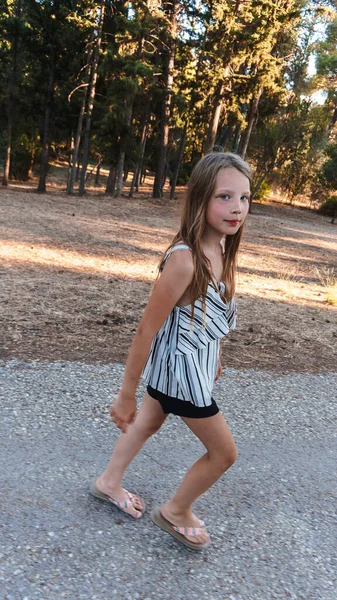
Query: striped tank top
142 244 237 407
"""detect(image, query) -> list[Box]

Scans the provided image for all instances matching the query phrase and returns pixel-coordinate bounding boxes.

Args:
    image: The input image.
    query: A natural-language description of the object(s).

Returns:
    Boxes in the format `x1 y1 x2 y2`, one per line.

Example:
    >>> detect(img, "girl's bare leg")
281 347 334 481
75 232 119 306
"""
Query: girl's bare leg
95 393 167 516
161 412 237 543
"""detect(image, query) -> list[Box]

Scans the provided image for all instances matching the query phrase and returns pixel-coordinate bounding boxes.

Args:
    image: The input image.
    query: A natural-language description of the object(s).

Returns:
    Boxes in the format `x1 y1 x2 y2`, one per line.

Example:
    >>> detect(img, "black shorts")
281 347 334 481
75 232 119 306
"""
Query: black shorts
147 385 219 419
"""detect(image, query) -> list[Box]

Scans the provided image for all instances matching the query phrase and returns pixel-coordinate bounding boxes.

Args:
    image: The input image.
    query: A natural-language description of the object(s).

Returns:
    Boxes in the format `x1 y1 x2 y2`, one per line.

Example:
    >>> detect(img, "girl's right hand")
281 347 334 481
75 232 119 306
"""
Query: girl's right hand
110 391 137 433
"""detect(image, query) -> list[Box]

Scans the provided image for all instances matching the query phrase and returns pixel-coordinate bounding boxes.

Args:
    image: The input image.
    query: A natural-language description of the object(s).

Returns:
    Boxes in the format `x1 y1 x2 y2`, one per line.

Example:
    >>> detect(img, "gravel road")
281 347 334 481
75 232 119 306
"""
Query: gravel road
1 358 336 600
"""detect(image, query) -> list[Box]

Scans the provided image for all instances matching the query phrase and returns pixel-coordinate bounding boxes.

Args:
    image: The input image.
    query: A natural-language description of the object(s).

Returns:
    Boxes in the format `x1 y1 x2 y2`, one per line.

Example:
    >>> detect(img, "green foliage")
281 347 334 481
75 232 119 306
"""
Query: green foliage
249 81 332 201
1 0 336 202
316 16 337 82
254 180 271 201
0 0 98 184
319 143 337 190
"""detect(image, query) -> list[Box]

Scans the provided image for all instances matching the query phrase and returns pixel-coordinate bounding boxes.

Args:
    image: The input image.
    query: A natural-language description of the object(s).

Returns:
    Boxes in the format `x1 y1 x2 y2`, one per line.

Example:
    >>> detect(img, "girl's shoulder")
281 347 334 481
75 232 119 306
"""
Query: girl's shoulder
166 242 191 255
160 243 192 270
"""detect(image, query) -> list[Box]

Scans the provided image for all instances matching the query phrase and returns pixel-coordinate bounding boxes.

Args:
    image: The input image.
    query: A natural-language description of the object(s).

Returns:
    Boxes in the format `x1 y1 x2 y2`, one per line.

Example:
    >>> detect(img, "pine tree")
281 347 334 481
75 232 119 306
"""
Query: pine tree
78 0 106 196
2 0 23 186
314 14 337 133
152 0 180 198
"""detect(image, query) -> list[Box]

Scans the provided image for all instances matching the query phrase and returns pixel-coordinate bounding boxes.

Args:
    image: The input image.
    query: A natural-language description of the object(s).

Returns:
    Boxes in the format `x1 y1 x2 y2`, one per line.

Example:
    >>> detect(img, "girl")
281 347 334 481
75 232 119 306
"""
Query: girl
91 152 251 550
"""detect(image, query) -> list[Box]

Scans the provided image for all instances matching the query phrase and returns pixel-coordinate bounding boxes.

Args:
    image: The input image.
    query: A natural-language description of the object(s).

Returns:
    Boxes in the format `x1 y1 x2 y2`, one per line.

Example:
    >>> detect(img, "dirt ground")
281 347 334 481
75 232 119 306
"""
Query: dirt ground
1 179 336 373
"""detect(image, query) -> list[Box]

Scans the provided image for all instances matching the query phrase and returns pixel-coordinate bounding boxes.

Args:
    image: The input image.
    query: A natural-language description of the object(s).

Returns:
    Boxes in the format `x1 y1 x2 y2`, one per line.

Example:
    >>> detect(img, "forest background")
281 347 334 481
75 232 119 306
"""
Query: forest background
0 0 337 211
0 0 337 373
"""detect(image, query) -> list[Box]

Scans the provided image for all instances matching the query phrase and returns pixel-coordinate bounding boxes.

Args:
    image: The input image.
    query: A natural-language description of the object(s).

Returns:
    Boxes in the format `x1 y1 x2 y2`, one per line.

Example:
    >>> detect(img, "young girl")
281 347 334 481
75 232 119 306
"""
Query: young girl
91 152 251 550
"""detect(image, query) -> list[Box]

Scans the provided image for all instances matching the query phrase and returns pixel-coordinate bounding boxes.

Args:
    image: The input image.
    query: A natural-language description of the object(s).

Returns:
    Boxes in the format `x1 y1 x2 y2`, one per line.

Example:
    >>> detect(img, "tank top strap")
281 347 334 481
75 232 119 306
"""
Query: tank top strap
160 244 191 270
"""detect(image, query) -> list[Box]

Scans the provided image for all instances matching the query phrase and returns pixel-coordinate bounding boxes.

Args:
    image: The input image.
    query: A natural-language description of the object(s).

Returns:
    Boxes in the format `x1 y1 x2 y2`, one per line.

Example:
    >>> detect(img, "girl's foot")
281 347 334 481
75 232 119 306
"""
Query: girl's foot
92 476 144 518
160 502 210 546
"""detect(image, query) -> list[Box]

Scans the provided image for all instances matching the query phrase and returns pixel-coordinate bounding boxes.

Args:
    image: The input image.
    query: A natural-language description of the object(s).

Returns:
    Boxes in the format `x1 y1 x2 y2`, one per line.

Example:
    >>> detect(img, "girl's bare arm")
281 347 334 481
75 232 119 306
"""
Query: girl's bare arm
111 250 194 427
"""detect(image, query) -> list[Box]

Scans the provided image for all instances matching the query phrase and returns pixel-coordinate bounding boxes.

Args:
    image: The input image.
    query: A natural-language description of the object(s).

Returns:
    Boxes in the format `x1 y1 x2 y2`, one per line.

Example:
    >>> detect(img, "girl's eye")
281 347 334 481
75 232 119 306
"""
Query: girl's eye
221 194 230 200
241 195 250 201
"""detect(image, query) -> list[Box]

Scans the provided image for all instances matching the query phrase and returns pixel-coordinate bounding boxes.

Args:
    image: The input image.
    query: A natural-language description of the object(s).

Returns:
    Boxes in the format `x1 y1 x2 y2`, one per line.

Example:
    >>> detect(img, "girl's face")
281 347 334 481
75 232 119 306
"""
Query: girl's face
205 167 250 238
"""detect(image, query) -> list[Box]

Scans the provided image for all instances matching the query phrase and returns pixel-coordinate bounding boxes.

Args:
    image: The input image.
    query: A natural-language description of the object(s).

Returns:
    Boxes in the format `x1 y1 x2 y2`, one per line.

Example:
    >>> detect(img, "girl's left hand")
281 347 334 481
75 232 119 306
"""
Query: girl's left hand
110 391 137 433
215 361 222 381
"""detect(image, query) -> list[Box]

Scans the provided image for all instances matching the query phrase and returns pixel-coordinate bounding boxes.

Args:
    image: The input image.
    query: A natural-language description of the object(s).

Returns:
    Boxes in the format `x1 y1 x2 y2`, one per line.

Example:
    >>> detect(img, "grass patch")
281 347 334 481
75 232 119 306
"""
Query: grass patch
275 269 301 297
327 285 337 307
316 267 337 306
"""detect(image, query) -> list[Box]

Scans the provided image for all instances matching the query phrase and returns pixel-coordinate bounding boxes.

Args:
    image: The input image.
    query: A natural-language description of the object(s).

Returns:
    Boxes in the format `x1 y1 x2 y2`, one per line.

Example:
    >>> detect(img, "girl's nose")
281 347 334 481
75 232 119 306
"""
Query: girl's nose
231 199 242 213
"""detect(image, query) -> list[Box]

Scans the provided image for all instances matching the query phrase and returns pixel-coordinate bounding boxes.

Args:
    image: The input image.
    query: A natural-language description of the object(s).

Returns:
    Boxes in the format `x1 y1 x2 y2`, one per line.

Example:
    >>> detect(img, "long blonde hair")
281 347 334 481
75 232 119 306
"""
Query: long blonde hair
161 152 252 311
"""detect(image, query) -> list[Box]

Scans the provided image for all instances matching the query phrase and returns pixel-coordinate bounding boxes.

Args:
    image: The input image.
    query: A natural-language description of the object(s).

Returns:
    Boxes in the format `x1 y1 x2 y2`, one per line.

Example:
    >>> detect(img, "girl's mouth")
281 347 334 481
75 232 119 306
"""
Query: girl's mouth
225 220 240 227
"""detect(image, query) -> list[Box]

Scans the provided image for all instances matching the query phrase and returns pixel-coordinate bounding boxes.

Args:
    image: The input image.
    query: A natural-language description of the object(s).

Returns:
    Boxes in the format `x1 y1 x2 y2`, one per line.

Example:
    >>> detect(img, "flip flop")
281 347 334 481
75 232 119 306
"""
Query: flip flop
90 481 145 519
150 506 211 550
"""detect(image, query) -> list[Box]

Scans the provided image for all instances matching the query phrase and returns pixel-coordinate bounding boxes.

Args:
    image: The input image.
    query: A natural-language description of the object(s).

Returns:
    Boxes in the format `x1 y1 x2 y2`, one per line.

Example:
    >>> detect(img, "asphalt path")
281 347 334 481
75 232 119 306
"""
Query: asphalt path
1 359 336 600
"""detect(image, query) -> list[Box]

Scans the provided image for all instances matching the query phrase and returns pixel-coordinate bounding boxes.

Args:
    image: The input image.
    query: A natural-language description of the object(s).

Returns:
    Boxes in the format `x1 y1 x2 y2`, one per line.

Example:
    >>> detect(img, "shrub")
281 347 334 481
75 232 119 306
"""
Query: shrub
9 134 39 180
318 196 337 223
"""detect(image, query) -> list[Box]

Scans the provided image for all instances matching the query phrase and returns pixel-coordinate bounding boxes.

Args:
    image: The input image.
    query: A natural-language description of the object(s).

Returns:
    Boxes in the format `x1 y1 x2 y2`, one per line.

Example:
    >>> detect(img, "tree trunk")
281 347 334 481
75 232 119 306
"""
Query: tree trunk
141 166 146 184
27 148 35 179
114 152 126 197
76 154 81 180
105 166 116 195
95 161 101 185
67 32 94 194
170 120 188 199
114 98 133 197
129 165 139 197
238 89 262 159
2 0 22 186
152 0 179 199
3 94 14 185
67 85 89 193
204 81 225 153
123 162 129 182
37 44 55 192
232 123 242 153
129 107 150 198
218 125 232 149
78 0 106 196
85 157 101 184
135 169 141 192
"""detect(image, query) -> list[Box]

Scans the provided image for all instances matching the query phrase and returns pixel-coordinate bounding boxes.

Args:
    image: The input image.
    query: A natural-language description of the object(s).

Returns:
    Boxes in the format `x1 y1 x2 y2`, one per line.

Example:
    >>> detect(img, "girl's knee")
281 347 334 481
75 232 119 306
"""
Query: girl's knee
227 444 238 467
133 418 162 439
212 443 238 472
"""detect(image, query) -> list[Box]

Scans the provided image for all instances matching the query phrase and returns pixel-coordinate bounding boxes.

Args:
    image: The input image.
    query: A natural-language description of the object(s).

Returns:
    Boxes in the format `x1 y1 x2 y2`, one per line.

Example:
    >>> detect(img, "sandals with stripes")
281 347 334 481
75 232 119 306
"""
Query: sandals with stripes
150 506 211 550
90 480 145 519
